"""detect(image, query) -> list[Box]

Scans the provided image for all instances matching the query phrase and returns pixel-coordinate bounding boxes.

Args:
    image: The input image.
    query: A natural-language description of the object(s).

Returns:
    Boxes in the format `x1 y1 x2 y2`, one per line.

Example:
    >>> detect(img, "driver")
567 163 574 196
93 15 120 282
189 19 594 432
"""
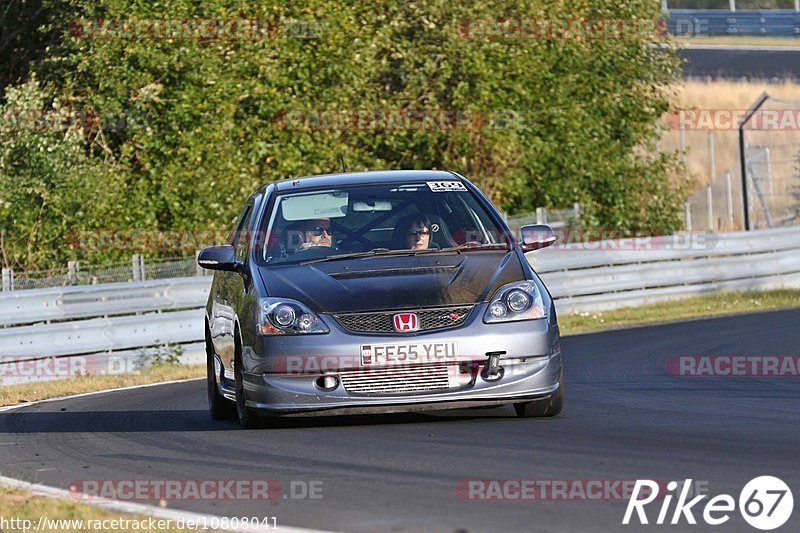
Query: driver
298 218 334 250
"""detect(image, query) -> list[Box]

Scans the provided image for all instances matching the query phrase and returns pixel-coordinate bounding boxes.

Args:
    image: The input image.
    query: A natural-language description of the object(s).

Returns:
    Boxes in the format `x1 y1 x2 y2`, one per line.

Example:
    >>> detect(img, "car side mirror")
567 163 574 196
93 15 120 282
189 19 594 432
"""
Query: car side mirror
519 224 557 252
197 244 240 271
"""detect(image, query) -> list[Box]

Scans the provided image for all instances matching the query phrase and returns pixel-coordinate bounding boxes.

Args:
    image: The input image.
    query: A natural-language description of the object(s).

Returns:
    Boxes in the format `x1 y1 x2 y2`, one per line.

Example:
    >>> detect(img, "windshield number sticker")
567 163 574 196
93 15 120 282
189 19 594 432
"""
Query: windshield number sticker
427 181 466 192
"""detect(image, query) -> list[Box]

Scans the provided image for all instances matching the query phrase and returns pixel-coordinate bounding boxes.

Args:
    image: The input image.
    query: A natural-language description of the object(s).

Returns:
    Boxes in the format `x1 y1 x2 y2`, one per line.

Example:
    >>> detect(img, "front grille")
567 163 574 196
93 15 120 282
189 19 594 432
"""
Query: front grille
334 306 472 334
340 365 453 394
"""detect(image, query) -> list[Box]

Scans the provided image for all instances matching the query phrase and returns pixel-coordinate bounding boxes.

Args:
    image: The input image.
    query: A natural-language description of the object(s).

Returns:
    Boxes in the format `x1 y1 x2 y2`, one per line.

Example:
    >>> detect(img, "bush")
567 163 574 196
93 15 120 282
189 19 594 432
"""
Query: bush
2 0 686 270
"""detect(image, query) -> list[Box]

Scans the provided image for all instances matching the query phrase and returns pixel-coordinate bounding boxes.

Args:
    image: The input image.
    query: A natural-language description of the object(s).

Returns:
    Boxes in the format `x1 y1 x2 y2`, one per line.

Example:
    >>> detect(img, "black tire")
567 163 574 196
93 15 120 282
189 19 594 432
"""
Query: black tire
234 341 261 429
206 329 236 420
514 369 564 418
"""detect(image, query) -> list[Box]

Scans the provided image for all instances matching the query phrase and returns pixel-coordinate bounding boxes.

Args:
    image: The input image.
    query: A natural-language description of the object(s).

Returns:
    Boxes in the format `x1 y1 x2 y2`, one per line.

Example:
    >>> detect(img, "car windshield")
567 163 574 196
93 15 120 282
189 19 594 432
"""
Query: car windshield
259 181 511 265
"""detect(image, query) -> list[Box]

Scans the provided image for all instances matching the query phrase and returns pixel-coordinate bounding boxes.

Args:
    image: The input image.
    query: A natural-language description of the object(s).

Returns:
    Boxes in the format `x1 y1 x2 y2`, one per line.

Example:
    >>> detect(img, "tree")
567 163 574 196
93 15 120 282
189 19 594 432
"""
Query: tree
2 0 687 270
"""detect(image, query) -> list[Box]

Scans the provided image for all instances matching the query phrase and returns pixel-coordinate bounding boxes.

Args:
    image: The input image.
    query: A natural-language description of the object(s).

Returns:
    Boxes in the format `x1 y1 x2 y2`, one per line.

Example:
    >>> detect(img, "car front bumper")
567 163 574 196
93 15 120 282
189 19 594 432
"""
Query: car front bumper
226 308 562 416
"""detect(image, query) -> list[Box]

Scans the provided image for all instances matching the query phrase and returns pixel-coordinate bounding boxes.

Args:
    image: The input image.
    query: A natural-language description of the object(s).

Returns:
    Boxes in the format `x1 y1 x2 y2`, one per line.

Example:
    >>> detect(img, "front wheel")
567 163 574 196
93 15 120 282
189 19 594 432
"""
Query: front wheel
514 369 564 418
206 331 235 420
234 347 261 429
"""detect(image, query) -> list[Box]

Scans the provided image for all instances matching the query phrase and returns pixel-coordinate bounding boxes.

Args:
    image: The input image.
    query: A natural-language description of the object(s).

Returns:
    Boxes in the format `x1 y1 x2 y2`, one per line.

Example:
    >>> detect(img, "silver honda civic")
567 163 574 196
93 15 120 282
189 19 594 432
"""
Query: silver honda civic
199 170 563 428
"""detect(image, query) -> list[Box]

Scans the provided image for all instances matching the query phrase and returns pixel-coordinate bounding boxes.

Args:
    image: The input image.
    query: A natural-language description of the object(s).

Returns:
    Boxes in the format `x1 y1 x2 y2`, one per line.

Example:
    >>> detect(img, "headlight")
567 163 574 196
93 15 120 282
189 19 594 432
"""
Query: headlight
483 281 546 323
258 298 329 335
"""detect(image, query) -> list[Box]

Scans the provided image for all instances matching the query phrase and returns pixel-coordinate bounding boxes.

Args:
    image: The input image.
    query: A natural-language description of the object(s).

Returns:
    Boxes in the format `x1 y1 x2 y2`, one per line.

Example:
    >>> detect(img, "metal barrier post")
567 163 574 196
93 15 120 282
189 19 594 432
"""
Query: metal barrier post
536 207 547 225
1 268 12 291
706 186 714 231
725 171 734 229
684 201 692 232
195 250 204 277
708 132 715 183
764 147 774 196
132 254 142 281
67 261 78 285
739 92 769 231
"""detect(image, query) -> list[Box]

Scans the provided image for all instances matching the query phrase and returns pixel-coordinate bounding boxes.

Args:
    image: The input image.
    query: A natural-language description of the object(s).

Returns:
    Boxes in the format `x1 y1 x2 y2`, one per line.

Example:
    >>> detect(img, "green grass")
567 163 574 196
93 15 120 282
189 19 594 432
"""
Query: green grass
0 364 204 407
558 289 800 335
0 487 225 532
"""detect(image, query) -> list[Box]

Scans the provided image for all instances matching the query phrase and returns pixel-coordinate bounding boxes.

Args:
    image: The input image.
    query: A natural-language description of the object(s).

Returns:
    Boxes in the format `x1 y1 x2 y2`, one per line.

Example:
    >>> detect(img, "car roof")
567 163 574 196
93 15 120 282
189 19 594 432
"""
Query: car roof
267 169 462 193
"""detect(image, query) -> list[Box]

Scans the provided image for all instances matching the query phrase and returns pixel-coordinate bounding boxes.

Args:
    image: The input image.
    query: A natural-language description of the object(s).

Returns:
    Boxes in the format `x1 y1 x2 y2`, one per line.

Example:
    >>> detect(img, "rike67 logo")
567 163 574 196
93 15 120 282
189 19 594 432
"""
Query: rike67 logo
624 477 793 530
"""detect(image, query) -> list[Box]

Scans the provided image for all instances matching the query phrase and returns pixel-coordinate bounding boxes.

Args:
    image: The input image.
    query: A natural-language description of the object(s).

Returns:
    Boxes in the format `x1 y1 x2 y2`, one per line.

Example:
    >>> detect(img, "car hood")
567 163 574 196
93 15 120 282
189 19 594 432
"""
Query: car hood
258 251 524 313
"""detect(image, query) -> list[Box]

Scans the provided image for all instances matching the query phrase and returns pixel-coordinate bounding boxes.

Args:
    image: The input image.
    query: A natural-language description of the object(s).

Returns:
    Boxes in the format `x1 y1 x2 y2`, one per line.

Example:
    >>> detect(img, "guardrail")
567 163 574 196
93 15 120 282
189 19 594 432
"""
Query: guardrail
0 276 210 327
665 9 800 37
1 226 798 383
527 226 800 313
0 278 209 384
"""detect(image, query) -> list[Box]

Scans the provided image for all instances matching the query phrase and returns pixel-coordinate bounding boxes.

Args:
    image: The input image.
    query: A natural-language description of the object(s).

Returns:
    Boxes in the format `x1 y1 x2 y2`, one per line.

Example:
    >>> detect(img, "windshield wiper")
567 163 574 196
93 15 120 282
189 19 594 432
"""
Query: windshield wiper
441 242 510 252
300 248 392 264
301 246 465 264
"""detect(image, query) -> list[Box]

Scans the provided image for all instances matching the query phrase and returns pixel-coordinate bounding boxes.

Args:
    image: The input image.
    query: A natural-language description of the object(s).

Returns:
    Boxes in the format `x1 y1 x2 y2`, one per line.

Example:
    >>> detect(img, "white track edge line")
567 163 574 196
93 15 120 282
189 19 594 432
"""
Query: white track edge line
0 377 205 413
1 381 335 532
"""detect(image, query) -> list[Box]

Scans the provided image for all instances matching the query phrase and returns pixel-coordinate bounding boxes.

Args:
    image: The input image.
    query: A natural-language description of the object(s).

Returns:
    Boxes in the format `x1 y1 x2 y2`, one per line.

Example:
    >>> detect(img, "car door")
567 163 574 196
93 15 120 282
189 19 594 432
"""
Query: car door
211 201 254 370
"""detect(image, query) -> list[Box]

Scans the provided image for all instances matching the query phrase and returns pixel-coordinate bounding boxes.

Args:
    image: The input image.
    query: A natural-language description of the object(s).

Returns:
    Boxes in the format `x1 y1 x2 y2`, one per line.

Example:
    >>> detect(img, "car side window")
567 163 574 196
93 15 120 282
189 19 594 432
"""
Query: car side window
233 205 253 262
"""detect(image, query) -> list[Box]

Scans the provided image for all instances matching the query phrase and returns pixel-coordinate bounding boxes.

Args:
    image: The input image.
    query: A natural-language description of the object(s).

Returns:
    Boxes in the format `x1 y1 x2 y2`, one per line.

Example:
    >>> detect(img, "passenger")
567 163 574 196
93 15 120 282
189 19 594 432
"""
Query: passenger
297 218 334 250
394 213 432 250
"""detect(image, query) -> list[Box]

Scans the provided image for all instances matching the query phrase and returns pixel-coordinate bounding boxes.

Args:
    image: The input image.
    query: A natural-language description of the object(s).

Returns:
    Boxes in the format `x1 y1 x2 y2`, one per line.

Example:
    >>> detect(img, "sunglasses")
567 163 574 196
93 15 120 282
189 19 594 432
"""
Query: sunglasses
308 226 333 237
407 229 431 238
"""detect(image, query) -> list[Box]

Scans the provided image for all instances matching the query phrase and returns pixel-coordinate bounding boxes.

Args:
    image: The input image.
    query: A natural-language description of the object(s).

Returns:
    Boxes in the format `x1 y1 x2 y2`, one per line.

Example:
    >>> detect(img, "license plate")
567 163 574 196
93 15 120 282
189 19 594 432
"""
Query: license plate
361 342 458 366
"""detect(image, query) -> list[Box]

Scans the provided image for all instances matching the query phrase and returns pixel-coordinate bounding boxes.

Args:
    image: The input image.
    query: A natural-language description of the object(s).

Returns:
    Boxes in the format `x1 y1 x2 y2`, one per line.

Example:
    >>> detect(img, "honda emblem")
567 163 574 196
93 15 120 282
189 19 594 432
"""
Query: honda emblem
393 312 419 332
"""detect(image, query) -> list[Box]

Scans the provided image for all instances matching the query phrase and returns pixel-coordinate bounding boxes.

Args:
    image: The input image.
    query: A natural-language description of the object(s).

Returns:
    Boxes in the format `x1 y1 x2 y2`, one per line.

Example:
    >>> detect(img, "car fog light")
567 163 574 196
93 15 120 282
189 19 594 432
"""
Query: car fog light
297 314 318 332
489 301 508 319
315 374 339 391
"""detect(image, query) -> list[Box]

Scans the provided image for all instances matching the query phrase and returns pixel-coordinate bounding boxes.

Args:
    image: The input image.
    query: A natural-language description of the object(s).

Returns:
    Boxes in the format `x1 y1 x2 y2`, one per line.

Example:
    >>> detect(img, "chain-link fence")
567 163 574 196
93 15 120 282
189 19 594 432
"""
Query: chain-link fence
738 95 800 229
2 255 204 292
669 93 800 232
685 169 744 232
505 205 582 236
664 1 798 9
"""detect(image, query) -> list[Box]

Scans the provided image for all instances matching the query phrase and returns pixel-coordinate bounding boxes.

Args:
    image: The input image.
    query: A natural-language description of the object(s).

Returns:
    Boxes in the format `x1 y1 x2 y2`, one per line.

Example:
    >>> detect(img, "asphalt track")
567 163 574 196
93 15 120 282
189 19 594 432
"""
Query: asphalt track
2 308 799 532
680 47 800 80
